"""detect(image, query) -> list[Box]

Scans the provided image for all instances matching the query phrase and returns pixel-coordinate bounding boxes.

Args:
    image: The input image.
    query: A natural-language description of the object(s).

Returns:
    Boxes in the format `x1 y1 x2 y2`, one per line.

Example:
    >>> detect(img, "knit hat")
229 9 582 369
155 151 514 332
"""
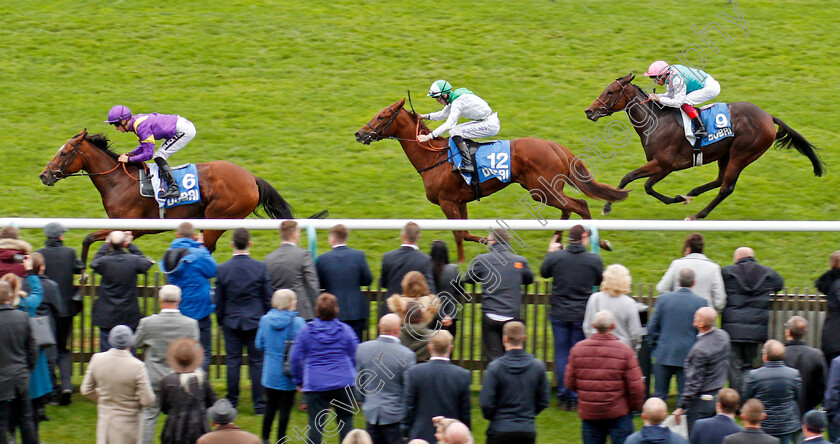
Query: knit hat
109 325 134 350
568 225 588 243
44 222 68 238
207 399 237 424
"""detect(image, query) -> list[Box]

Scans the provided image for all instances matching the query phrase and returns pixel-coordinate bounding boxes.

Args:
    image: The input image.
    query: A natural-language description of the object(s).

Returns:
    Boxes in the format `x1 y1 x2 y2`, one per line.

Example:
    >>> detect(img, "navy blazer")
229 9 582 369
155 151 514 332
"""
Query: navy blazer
380 246 436 297
690 413 743 444
403 359 472 442
648 287 708 367
317 246 373 321
215 255 273 330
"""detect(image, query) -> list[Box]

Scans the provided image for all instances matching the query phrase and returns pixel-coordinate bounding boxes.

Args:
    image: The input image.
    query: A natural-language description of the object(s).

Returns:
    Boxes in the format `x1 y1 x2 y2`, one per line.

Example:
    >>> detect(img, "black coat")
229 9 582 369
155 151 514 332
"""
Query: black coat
160 372 217 444
90 245 154 330
215 255 273 330
817 269 840 357
433 263 463 321
317 246 373 321
784 340 827 414
0 305 37 401
540 244 603 322
380 246 436 298
37 238 84 314
478 349 549 433
403 360 471 443
720 257 784 343
742 361 802 436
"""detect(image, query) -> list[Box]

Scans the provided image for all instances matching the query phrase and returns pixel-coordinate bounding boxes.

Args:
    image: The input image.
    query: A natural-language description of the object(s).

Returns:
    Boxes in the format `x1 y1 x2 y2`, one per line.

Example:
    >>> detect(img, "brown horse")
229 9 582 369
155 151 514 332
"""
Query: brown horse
355 99 628 261
585 74 824 220
39 130 306 263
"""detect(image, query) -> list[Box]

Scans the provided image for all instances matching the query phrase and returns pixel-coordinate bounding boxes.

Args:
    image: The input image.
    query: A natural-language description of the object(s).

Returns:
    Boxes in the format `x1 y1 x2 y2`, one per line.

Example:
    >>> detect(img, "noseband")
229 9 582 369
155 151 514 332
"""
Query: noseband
594 80 633 116
46 139 87 180
364 105 404 141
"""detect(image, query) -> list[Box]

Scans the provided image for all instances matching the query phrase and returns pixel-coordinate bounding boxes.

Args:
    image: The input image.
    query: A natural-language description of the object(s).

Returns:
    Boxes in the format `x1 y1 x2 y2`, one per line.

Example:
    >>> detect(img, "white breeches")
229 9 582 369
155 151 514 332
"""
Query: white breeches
448 113 500 139
684 78 721 105
153 116 196 160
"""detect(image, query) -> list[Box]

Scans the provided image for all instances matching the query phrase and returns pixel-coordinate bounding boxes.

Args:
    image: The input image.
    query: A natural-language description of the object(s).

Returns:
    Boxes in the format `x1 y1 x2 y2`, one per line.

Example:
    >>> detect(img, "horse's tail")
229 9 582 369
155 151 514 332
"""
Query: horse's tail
773 116 825 177
569 157 629 202
254 177 295 219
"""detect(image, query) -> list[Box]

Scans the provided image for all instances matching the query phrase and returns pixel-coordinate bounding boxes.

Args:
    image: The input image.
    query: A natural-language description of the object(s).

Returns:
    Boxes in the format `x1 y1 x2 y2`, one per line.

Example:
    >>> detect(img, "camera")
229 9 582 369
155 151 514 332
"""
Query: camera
12 254 25 263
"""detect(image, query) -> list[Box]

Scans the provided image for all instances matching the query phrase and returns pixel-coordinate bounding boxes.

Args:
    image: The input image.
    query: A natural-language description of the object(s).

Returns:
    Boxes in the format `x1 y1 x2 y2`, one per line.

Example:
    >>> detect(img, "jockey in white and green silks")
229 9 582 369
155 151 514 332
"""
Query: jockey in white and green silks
417 80 500 174
645 61 721 139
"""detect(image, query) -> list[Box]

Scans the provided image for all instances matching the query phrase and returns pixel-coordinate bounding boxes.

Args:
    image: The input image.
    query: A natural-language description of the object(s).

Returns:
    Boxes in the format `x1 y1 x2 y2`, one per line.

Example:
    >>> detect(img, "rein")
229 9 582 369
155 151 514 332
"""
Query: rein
48 140 141 181
365 106 448 152
594 80 652 115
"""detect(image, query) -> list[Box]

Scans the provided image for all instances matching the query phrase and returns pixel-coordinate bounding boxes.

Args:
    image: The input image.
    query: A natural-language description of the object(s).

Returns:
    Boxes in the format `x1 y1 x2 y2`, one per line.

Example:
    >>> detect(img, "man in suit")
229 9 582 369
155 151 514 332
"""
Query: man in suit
648 268 708 404
81 325 155 444
0 280 39 444
690 387 743 444
317 224 373 341
801 410 828 444
783 316 827 415
723 398 780 444
134 284 200 444
403 330 471 443
380 222 435 302
216 228 273 413
265 220 320 321
355 313 416 444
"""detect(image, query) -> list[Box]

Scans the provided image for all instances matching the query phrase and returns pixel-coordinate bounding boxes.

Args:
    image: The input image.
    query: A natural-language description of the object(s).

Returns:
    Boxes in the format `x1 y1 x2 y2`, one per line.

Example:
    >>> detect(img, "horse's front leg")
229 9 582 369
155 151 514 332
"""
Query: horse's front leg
603 160 664 215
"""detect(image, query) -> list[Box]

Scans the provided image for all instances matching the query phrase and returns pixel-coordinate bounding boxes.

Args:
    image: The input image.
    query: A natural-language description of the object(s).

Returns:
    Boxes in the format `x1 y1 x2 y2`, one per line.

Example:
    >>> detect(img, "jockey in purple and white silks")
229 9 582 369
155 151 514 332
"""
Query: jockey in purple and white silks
105 105 196 199
417 80 500 174
644 61 721 139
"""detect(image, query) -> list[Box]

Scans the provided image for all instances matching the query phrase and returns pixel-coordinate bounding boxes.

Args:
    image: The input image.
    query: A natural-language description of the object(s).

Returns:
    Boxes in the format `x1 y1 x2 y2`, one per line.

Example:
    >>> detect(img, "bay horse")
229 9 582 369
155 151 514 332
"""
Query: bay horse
585 74 824 220
355 99 628 261
39 129 310 263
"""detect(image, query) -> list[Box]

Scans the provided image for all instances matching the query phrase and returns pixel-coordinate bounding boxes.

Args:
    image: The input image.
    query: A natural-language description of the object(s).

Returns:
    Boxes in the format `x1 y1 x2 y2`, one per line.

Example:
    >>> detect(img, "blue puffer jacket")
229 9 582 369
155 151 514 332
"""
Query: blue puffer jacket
256 309 306 391
290 318 358 392
160 238 217 320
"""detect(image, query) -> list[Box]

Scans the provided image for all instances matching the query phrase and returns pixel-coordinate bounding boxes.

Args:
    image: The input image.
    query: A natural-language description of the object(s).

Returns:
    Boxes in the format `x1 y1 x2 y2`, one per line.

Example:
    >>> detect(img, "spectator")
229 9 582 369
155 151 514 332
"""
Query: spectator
566 310 645 444
91 231 154 351
399 301 433 363
387 271 440 330
380 222 436 304
673 307 731 435
134 284 200 444
656 233 725 311
197 399 261 444
404 330 471 443
783 316 826 414
36 221 84 406
160 338 217 444
648 269 708 404
723 398 780 444
821 354 840 441
356 314 416 444
215 228 272 413
160 222 217 371
816 251 840 364
464 228 534 362
290 293 359 444
0 225 32 278
479 321 549 444
801 410 828 444
743 340 803 444
625 397 688 444
429 240 463 337
721 247 784 393
317 224 373 341
81 325 155 444
540 224 603 409
256 289 306 444
265 220 320 321
583 264 643 350
433 418 469 444
343 429 375 444
443 421 472 444
690 388 743 444
0 280 39 444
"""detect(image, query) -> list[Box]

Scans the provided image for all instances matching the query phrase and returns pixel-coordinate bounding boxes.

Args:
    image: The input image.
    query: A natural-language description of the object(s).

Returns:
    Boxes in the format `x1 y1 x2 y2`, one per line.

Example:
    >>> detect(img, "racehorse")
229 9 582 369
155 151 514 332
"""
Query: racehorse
355 99 628 262
40 129 315 263
585 74 824 220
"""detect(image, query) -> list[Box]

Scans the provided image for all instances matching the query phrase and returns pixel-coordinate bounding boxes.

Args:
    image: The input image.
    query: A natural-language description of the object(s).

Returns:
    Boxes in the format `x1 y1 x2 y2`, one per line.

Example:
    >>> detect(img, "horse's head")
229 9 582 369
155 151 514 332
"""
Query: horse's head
40 130 93 186
585 73 636 121
354 98 413 144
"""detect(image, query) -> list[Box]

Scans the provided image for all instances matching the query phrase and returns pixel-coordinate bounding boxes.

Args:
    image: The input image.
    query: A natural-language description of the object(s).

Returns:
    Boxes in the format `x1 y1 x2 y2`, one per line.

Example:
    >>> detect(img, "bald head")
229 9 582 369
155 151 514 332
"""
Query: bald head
763 339 786 361
593 309 616 333
379 314 401 336
733 247 755 263
697 307 717 326
444 421 472 444
641 397 668 425
108 230 126 249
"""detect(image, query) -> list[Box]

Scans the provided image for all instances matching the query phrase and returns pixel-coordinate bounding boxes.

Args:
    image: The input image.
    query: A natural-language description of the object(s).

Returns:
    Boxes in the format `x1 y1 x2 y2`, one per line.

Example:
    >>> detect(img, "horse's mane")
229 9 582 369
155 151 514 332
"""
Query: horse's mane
83 132 120 160
405 109 432 133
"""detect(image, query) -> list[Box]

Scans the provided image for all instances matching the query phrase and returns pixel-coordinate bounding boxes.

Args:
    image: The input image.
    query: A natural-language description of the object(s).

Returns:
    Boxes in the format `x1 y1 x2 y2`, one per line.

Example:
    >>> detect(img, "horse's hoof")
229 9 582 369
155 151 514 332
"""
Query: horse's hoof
599 239 613 251
678 195 693 205
602 204 612 216
684 216 697 221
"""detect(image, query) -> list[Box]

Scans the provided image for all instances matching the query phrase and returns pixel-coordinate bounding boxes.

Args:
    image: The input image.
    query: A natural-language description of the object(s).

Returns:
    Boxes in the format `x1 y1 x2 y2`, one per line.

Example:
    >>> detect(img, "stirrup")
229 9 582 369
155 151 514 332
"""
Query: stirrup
158 186 180 200
694 128 708 139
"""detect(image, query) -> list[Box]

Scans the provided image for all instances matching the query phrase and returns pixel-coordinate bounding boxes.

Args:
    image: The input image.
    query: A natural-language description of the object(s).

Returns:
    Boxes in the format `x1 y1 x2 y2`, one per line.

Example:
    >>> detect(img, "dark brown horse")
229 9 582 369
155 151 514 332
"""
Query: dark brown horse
39 130 303 262
355 99 628 261
585 74 824 220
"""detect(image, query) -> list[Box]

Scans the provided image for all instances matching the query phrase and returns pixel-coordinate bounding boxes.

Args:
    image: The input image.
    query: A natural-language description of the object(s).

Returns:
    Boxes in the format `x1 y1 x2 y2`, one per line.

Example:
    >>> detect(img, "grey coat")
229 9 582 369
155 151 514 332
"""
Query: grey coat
134 311 200 387
355 336 416 425
265 243 320 321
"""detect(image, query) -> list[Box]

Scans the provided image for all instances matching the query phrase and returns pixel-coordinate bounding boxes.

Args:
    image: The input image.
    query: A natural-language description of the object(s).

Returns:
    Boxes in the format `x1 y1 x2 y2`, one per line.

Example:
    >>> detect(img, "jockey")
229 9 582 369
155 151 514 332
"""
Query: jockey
417 80 500 174
105 105 196 200
645 61 721 139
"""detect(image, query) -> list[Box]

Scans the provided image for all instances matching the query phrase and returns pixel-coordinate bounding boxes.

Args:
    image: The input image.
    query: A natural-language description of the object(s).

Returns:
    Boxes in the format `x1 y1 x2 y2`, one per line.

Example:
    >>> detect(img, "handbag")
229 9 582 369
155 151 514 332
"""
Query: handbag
282 339 295 377
30 316 57 349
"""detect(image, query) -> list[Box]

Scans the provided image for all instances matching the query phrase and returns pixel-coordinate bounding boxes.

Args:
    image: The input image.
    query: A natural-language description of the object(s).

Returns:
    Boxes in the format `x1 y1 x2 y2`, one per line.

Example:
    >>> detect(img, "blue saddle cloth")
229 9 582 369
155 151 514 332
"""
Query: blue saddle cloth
449 139 512 185
697 103 734 147
143 163 201 208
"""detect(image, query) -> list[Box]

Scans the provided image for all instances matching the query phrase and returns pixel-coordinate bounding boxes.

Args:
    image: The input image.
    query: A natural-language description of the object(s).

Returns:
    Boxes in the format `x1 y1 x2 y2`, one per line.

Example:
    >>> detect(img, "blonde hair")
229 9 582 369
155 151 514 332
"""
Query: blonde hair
272 289 297 310
600 264 632 297
0 274 25 307
830 251 840 270
342 429 373 444
401 271 431 299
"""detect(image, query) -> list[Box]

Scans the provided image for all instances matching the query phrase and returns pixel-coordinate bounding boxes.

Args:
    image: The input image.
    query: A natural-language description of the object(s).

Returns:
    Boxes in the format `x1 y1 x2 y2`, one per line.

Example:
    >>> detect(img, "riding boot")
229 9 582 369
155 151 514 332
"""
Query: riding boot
691 116 708 139
451 136 475 174
154 157 181 200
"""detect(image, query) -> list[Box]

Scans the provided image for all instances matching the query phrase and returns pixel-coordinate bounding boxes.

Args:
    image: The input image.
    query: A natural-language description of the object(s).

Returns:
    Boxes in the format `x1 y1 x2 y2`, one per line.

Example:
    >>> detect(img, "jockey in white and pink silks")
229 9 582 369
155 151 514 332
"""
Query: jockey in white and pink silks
105 105 196 199
645 61 721 139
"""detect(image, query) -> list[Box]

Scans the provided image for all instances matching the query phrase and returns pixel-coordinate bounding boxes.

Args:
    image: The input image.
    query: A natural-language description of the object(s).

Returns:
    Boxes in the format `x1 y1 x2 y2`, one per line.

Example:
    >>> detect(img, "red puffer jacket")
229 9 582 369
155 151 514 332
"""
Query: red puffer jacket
564 332 645 420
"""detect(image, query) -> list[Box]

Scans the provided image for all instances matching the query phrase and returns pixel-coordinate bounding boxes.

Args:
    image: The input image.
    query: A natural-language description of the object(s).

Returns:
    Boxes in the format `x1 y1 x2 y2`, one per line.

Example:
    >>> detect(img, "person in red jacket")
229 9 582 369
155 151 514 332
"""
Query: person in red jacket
566 309 646 444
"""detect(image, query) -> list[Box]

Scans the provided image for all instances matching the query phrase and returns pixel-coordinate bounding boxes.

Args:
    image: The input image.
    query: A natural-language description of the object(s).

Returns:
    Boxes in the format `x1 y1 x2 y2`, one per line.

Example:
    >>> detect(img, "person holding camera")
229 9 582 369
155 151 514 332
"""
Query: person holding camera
0 225 33 278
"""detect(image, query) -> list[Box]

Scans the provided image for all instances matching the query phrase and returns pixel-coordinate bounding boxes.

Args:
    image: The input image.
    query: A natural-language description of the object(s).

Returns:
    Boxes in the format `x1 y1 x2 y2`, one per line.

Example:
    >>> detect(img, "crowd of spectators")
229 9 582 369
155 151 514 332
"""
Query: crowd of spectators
4 222 840 444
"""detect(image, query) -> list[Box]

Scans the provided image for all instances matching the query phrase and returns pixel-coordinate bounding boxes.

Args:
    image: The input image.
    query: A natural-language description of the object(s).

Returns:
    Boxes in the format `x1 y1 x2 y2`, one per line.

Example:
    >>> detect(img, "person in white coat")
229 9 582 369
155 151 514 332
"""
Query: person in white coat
656 233 725 311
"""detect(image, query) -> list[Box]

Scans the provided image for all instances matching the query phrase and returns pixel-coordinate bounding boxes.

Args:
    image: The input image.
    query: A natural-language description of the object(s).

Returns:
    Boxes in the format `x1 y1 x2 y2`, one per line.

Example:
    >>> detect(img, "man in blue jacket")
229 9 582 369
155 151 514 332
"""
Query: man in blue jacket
160 222 217 371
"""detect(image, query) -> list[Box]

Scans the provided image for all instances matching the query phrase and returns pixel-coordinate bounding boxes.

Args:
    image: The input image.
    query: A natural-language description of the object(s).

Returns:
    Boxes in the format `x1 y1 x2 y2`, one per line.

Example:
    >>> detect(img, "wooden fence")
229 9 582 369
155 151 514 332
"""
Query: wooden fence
70 272 827 379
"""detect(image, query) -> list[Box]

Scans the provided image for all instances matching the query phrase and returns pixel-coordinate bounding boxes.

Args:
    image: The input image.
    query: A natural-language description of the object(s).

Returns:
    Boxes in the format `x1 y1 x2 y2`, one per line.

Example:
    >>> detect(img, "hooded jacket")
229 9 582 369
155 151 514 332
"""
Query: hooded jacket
817 269 840 357
290 318 358 392
541 243 603 321
256 309 306 391
160 238 216 321
479 349 549 432
625 425 689 444
721 257 784 343
0 238 32 278
37 238 84 310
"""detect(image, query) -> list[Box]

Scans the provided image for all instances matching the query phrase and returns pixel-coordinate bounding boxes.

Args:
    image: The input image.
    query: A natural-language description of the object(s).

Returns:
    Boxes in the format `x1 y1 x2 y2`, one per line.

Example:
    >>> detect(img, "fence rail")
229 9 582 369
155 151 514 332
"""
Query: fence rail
68 272 827 378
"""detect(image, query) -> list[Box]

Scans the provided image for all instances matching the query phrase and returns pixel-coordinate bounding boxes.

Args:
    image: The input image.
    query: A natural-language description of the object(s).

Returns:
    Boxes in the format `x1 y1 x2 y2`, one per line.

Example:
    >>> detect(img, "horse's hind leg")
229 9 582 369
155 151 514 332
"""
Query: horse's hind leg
643 171 688 205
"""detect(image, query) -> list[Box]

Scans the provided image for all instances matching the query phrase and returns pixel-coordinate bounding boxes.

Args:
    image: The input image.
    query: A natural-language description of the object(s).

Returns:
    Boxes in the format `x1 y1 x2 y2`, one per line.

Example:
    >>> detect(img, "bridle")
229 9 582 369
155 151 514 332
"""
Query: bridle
593 80 634 117
363 104 404 142
45 137 139 182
